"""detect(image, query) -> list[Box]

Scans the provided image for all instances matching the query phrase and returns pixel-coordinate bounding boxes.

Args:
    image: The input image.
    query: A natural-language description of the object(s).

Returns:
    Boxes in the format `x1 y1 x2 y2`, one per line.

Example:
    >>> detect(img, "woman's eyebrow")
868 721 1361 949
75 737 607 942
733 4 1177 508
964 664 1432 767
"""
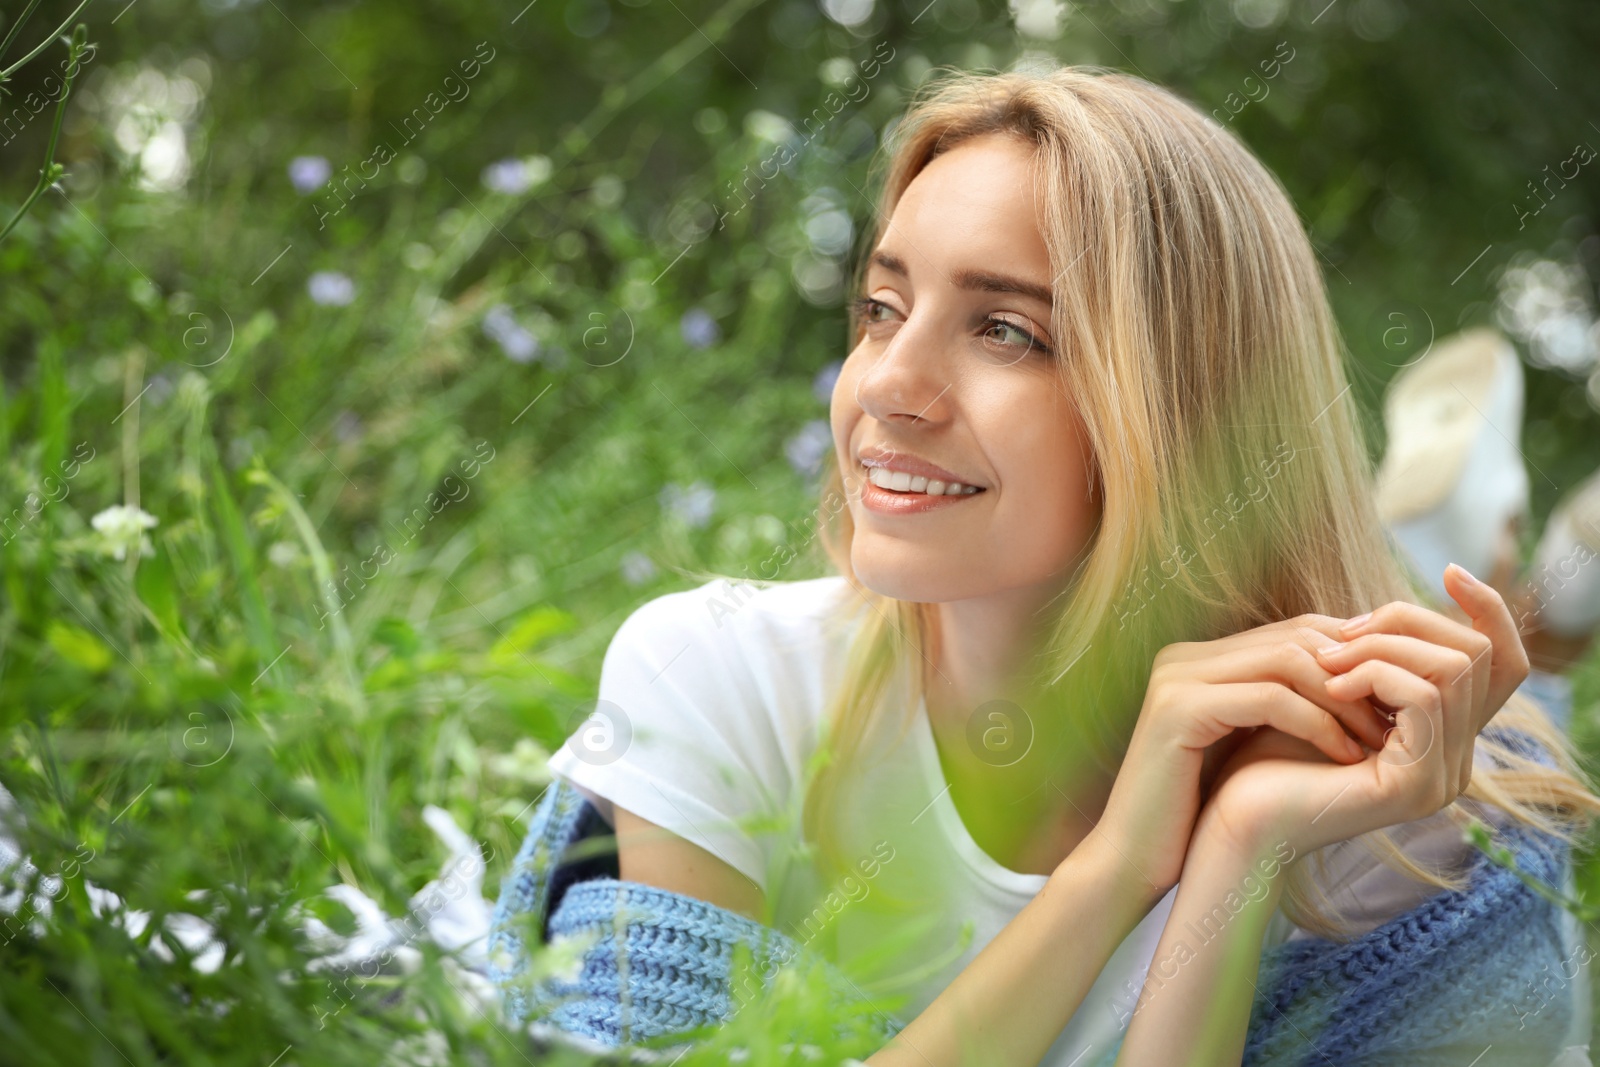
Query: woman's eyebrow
867 250 1052 307
869 250 911 277
950 268 1053 306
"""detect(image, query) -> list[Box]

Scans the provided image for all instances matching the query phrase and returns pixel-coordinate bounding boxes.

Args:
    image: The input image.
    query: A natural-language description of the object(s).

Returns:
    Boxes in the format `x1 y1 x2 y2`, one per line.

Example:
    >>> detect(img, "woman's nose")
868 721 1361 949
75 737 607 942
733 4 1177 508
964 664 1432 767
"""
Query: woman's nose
853 313 955 425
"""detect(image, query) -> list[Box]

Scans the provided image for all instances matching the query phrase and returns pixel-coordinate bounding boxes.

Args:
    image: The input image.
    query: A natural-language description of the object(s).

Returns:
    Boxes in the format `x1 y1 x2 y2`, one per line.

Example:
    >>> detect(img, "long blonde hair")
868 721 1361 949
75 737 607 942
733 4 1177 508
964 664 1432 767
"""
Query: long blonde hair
799 65 1600 938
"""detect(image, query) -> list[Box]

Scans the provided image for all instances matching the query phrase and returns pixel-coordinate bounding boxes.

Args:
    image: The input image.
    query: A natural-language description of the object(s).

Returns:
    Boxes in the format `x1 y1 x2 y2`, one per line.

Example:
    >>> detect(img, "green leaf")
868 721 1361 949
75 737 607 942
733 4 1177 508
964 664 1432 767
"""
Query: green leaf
135 542 183 641
363 656 412 692
208 451 279 669
489 606 575 666
373 616 421 659
45 619 111 673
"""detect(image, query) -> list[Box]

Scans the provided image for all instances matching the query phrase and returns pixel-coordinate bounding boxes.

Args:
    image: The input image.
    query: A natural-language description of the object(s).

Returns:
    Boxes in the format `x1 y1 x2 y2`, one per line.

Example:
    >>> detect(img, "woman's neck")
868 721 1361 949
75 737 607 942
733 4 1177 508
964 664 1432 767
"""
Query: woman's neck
918 578 1121 875
923 583 1057 721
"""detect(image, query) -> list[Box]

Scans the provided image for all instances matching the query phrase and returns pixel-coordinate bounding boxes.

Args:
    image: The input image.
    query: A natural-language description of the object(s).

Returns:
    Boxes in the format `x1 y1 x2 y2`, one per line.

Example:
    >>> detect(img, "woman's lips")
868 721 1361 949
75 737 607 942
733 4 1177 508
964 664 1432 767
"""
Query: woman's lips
857 445 984 490
859 471 989 515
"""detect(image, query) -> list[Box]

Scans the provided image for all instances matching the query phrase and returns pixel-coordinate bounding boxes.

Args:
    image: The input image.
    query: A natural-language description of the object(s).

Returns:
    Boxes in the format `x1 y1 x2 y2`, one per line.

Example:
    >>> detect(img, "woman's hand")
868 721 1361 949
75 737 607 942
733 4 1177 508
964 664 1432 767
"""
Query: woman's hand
1112 565 1534 1067
1194 562 1532 859
1093 611 1393 895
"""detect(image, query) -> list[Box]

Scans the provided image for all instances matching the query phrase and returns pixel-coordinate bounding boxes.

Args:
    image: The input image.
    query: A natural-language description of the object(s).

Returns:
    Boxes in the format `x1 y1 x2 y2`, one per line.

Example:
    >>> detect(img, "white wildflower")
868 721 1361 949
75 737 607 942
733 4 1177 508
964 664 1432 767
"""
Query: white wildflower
90 505 158 561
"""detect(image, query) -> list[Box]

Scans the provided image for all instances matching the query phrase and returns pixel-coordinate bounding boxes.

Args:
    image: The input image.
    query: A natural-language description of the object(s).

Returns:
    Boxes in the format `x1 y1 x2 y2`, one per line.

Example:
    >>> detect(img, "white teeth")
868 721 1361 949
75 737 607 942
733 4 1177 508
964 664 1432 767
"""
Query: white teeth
866 465 980 496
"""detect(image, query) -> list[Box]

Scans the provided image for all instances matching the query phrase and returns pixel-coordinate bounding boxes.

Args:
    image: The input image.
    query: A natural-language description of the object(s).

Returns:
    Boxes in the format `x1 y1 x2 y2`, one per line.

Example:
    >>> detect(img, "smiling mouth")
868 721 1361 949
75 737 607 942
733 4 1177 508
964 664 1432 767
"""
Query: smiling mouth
863 464 985 496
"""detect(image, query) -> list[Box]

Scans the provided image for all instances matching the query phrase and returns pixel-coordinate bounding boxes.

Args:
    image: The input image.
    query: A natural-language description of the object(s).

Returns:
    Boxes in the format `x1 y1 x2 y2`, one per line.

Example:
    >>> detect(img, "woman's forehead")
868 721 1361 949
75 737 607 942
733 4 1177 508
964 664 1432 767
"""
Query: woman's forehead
874 137 1052 292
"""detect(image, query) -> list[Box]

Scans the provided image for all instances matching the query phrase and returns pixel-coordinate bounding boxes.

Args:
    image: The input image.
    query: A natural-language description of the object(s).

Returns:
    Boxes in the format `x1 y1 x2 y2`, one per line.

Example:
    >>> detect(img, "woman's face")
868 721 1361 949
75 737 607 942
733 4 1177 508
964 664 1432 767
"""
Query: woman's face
831 132 1101 606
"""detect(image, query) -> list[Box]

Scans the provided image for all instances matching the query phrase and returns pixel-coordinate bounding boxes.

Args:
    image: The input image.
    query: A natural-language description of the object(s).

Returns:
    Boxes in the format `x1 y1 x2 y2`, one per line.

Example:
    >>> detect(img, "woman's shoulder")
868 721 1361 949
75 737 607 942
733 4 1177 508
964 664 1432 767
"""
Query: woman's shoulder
598 573 862 740
546 576 863 888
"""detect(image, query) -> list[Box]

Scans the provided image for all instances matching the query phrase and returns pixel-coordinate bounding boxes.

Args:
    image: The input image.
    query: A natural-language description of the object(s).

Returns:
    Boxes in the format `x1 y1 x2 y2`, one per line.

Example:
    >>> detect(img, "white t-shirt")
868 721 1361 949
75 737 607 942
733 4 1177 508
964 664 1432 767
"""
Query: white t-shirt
547 574 1589 1066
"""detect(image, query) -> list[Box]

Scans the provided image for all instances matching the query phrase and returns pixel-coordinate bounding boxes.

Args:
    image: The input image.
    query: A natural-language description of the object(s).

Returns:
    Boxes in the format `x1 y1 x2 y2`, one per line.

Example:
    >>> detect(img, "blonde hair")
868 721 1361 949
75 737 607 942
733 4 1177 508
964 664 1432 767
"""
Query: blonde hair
799 65 1600 939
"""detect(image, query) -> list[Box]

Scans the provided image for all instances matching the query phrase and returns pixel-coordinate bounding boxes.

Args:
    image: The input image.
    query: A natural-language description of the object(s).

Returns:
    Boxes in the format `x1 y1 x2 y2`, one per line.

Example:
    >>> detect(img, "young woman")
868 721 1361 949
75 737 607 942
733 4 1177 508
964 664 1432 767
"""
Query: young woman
508 67 1600 1066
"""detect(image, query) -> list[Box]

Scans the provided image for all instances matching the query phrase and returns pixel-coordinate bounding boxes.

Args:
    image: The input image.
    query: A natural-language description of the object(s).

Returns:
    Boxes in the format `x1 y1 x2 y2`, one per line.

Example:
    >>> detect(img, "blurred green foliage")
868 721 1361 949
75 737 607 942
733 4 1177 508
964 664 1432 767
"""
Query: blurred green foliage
2 0 1600 1062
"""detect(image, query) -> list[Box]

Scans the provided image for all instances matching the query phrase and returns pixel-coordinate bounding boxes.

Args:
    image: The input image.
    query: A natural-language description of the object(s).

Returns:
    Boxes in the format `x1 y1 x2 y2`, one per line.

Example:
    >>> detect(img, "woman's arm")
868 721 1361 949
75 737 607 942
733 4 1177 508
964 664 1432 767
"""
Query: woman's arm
610 611 1399 1065
613 800 1166 1067
1111 832 1287 1066
613 806 765 920
613 622 1370 1067
865 833 1161 1067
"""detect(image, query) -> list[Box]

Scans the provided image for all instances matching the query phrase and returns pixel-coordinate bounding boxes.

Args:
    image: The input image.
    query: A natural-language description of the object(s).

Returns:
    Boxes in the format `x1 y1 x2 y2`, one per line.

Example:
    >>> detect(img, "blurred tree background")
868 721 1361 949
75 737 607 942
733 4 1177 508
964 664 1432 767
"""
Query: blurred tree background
2 0 1600 1062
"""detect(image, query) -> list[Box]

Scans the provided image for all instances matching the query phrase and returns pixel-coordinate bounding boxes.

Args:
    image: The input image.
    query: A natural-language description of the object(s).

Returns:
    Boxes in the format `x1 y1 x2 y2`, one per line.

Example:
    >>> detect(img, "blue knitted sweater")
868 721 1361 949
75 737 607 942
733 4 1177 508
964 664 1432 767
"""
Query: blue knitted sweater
489 775 1579 1066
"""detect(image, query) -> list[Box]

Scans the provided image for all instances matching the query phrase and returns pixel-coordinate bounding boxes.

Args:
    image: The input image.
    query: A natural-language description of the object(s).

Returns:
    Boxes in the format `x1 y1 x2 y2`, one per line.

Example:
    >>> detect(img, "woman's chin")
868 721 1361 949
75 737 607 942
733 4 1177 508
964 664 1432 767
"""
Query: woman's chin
851 550 973 604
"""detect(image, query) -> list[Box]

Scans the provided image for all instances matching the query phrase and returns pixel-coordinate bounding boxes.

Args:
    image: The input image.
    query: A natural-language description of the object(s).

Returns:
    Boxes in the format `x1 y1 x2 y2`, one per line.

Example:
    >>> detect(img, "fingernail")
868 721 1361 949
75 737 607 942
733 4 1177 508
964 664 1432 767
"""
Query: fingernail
1449 562 1482 587
1345 736 1364 761
1339 612 1371 633
1314 639 1345 655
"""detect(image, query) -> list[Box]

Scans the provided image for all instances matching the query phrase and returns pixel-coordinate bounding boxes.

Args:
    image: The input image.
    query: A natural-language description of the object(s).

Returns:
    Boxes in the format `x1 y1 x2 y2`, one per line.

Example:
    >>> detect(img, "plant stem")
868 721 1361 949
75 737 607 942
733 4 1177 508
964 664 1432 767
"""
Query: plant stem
0 0 89 80
0 0 46 67
1466 819 1600 922
0 27 86 245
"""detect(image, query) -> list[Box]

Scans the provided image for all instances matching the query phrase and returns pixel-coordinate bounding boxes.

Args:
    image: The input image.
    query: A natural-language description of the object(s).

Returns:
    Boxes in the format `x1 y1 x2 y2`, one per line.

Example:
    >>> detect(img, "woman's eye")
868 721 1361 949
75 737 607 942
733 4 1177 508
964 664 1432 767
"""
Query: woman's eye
984 319 1042 351
854 296 899 325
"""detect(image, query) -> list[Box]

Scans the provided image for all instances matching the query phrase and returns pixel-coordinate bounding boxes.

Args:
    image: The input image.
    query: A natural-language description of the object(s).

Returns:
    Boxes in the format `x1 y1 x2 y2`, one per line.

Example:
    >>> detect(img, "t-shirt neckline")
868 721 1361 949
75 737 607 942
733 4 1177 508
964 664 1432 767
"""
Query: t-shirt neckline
910 693 1053 898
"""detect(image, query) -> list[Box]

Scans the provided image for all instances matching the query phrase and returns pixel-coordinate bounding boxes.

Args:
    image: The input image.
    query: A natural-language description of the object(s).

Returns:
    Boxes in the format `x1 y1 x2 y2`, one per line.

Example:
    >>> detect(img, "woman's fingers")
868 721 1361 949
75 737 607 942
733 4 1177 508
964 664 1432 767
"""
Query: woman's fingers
1339 601 1488 732
1184 591 1521 863
1194 680 1366 765
1259 613 1353 638
1313 631 1473 687
1310 631 1475 775
1155 614 1352 668
1339 573 1525 729
1440 562 1529 786
1325 658 1457 807
1186 640 1391 751
1333 599 1481 795
1441 561 1532 712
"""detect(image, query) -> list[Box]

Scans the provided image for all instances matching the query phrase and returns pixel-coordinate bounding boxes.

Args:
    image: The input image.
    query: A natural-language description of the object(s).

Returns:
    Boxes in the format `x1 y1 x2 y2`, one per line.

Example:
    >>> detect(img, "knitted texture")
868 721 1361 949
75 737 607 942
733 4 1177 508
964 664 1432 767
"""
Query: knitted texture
493 769 1579 1064
1236 724 1579 1067
541 879 809 1042
1241 822 1573 1066
488 780 898 1049
488 778 591 1023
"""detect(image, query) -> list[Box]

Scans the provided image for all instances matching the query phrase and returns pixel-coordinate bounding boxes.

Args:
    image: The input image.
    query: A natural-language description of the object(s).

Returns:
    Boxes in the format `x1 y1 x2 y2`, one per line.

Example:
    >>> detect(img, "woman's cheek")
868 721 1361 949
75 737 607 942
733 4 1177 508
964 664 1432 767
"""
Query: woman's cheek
829 366 864 458
1019 407 1099 568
